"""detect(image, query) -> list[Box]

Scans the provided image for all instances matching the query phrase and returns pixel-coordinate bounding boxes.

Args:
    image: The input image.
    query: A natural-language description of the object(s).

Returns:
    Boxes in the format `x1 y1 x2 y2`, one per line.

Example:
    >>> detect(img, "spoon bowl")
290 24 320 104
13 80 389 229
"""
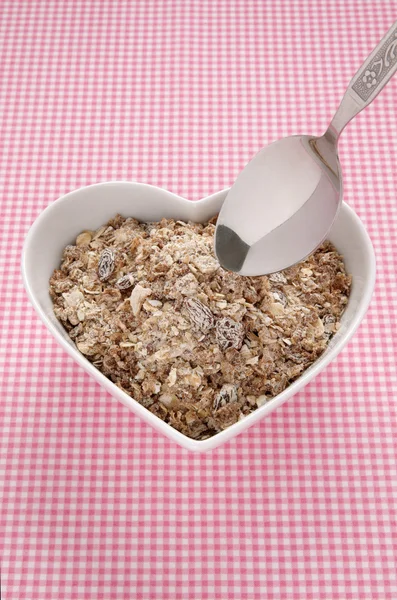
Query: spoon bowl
215 134 341 275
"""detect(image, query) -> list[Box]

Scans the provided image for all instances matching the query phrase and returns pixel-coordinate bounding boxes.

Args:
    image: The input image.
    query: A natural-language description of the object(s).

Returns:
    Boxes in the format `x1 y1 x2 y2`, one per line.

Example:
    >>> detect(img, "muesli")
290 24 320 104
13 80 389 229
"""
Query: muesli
50 215 351 439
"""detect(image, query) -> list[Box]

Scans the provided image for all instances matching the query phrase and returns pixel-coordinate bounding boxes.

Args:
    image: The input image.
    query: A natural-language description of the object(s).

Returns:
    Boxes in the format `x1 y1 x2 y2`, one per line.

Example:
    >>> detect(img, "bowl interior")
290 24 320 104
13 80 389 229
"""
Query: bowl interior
22 182 375 451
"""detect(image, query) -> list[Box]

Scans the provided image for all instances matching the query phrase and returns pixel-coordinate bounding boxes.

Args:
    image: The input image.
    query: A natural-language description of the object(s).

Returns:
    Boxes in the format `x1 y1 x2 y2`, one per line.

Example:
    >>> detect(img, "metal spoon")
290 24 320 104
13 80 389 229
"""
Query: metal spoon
215 20 397 275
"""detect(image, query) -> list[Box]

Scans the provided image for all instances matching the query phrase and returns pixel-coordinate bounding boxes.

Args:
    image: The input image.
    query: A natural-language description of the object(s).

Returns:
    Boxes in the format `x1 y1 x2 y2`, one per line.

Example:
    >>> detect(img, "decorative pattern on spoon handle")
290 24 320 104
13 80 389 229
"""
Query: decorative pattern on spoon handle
352 23 397 102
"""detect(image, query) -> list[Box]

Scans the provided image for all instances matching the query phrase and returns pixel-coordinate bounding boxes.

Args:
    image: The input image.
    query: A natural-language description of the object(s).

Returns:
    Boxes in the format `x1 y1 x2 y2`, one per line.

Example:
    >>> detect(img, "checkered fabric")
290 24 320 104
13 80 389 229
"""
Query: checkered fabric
1 1 397 598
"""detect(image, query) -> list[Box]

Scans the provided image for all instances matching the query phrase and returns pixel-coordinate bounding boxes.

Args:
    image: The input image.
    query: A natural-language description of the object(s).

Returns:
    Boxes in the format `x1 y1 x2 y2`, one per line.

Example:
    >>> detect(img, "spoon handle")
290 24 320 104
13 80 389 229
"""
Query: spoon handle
328 20 397 139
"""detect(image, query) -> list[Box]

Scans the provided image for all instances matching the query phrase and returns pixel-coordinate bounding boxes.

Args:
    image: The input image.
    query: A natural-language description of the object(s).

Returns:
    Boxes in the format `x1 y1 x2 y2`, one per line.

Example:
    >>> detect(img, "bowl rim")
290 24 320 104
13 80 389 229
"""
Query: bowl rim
22 181 376 452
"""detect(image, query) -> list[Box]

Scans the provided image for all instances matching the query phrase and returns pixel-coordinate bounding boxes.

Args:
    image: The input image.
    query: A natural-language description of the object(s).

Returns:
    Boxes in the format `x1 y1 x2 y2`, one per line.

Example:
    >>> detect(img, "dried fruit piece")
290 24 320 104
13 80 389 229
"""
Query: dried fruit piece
184 298 214 333
323 314 336 326
129 284 152 316
98 248 115 281
116 273 134 290
323 314 337 336
213 384 238 411
215 317 245 351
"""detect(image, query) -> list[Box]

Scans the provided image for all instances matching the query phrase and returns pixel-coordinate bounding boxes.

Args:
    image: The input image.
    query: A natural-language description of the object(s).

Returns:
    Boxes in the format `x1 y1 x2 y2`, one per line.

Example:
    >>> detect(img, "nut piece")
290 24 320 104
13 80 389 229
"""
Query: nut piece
193 254 219 274
213 384 238 411
167 367 177 386
313 316 325 338
215 317 245 351
62 288 84 308
159 393 177 408
272 290 287 307
268 272 287 284
256 395 267 408
98 248 115 281
76 231 92 246
129 284 152 316
184 298 214 333
76 340 96 356
116 273 134 290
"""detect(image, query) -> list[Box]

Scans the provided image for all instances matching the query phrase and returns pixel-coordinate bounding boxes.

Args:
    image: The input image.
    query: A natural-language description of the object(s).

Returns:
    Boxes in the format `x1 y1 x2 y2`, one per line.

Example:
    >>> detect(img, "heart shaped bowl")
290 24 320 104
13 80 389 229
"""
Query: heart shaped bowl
22 182 376 452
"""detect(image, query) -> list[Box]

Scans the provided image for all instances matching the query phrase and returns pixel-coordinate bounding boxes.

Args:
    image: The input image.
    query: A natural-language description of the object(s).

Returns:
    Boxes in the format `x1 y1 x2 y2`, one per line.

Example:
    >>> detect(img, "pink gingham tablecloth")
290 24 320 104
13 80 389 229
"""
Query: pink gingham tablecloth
1 1 397 599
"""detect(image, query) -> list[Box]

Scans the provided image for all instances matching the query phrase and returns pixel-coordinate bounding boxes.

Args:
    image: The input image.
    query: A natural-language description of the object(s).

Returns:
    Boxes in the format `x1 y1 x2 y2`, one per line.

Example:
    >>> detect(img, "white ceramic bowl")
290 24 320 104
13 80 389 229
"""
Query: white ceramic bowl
22 182 376 452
